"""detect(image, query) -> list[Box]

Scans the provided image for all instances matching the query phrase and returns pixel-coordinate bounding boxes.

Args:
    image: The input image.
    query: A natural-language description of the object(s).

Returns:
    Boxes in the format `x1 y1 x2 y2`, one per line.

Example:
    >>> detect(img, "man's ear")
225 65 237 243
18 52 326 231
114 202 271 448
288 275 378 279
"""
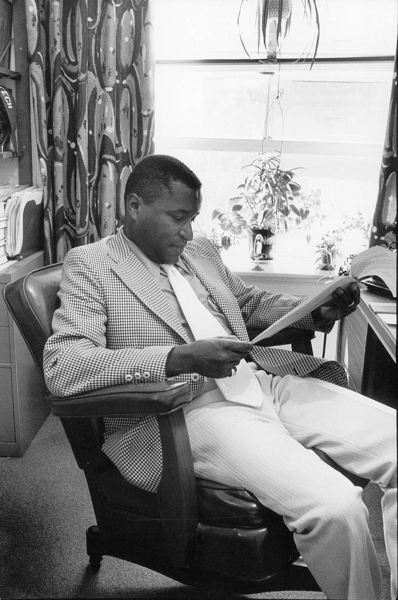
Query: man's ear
125 193 142 220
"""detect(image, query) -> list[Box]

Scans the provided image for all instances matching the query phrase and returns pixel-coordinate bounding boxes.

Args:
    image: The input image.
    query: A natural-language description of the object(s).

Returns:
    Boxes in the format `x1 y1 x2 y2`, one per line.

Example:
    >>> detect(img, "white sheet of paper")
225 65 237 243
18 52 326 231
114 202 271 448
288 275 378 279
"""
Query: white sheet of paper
350 246 396 298
377 313 396 326
251 276 357 344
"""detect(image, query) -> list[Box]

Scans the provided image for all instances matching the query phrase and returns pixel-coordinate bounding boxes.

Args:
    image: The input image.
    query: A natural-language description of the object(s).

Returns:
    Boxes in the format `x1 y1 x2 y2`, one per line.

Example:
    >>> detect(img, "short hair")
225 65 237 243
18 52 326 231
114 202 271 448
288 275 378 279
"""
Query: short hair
125 154 202 204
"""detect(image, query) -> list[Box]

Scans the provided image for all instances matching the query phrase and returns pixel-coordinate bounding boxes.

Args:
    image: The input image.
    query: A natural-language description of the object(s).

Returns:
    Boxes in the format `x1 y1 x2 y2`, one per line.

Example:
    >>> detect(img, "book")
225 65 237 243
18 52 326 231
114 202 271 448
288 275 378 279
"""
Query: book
349 246 396 299
251 275 357 344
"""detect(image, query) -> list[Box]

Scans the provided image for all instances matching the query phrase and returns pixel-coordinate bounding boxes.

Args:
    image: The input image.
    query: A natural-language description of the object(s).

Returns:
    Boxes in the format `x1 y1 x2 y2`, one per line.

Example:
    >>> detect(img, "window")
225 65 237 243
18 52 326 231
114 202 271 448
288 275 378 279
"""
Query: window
153 0 396 260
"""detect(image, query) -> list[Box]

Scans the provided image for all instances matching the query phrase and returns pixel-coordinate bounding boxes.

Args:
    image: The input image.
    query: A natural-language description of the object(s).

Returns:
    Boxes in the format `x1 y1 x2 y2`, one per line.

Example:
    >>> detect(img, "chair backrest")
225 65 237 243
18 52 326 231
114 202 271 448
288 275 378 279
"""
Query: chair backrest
2 263 63 375
3 263 109 469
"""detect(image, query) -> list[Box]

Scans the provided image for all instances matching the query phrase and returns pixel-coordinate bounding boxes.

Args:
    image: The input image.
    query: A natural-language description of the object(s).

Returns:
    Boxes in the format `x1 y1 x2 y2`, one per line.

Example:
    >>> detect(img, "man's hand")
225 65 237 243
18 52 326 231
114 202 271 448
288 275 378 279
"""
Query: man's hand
166 337 253 379
312 281 361 324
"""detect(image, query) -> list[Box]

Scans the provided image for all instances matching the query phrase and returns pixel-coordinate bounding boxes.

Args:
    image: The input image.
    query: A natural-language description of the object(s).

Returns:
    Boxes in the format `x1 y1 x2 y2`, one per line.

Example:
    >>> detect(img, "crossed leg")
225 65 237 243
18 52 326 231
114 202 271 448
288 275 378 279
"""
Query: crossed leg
185 375 396 600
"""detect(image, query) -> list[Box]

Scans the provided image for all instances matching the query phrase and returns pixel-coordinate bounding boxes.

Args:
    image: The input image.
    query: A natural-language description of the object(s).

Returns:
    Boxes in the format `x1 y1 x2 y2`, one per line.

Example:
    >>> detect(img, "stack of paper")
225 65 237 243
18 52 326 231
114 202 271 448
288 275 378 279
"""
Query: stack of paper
0 185 28 267
0 218 7 266
2 186 43 262
369 302 397 330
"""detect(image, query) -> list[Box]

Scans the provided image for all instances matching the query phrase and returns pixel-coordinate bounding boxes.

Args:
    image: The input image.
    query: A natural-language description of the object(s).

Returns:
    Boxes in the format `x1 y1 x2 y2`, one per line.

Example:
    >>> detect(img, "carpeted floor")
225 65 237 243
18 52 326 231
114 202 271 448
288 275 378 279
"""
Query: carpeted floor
0 414 391 600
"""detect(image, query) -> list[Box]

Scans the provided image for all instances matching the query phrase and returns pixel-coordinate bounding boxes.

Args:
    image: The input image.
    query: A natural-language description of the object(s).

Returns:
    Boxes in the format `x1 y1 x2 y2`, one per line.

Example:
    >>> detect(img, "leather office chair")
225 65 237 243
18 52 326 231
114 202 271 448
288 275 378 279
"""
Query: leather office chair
3 263 368 596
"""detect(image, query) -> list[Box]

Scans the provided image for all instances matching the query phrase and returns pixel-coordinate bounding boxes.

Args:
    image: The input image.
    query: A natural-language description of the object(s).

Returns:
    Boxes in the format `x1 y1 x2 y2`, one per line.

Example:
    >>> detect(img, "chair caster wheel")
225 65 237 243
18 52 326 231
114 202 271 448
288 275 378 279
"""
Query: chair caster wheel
89 556 102 571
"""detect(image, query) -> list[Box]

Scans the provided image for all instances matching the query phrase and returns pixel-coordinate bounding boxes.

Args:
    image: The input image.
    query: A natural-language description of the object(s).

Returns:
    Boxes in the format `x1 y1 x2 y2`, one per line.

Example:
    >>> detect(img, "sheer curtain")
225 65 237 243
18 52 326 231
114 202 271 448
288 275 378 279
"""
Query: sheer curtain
24 0 154 264
369 44 397 250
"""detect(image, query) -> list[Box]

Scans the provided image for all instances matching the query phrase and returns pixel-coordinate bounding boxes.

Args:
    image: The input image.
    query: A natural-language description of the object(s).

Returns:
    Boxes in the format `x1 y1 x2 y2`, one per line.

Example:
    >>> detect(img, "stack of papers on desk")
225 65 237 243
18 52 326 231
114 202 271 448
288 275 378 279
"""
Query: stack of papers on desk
369 302 396 329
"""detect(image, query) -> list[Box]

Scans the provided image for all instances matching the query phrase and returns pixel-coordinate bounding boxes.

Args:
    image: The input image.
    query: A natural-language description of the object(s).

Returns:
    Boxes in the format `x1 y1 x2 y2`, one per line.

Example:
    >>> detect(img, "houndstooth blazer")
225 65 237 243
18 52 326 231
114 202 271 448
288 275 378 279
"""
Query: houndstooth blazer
43 230 341 492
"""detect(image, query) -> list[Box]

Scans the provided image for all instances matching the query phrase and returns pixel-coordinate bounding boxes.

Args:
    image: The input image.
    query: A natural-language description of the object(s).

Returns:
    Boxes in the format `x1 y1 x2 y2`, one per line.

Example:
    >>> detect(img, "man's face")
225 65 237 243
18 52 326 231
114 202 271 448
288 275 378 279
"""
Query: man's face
125 180 202 264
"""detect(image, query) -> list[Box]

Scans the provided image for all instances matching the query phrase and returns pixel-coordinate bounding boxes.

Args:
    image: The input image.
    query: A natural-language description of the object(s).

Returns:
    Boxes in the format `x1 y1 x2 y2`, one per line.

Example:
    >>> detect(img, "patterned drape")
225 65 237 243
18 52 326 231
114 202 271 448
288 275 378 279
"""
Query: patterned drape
24 0 155 264
369 44 397 250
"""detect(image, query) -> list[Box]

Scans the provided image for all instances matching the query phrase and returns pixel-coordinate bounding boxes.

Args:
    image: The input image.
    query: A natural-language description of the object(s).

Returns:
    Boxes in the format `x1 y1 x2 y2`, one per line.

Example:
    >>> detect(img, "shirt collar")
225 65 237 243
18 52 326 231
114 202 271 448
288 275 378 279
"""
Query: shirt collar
120 227 189 282
120 227 161 283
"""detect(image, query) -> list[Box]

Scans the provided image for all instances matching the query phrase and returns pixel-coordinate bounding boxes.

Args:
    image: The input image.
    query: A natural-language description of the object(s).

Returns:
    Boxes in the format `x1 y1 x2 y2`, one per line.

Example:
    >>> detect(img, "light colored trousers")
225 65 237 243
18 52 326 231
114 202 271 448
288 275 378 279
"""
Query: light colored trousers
184 373 397 600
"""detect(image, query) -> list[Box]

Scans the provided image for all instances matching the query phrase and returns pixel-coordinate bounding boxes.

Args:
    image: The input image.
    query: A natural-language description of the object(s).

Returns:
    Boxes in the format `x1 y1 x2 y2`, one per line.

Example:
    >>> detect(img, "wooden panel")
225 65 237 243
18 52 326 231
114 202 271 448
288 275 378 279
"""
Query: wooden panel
0 284 9 325
337 294 396 405
10 324 49 454
346 308 367 350
0 366 15 442
0 326 11 363
0 252 46 456
338 303 369 389
362 327 397 408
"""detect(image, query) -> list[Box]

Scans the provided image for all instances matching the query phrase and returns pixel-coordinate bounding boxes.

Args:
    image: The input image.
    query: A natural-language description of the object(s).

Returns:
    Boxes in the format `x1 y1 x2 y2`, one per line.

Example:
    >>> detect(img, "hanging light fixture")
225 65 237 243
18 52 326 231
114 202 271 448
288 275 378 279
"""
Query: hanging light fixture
238 0 320 66
266 0 292 58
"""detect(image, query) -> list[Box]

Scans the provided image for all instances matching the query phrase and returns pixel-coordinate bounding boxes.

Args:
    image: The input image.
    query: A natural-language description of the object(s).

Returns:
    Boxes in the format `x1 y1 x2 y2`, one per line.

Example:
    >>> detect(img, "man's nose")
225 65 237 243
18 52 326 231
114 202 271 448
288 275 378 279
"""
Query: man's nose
179 221 194 241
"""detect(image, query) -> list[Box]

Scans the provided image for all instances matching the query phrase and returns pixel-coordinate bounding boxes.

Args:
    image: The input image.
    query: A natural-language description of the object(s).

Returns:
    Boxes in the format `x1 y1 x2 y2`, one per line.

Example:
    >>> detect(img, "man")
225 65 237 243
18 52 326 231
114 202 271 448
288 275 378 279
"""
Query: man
44 154 396 600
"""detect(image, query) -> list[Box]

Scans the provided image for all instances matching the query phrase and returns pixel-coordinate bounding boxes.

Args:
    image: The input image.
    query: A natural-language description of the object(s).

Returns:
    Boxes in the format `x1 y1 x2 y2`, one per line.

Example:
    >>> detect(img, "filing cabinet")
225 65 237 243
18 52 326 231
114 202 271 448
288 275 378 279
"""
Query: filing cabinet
0 251 48 456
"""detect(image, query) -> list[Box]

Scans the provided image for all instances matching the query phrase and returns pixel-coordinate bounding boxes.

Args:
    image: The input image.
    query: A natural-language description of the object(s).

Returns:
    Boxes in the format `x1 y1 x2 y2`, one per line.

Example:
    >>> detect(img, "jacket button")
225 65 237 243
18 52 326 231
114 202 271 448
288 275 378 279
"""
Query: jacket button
125 374 133 383
191 373 200 382
143 372 150 380
134 372 142 381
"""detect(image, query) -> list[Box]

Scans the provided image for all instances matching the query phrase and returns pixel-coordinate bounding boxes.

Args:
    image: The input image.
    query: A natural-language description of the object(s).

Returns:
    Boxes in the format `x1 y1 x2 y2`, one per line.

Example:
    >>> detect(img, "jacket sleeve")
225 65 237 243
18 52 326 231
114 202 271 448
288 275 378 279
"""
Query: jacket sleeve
43 249 191 397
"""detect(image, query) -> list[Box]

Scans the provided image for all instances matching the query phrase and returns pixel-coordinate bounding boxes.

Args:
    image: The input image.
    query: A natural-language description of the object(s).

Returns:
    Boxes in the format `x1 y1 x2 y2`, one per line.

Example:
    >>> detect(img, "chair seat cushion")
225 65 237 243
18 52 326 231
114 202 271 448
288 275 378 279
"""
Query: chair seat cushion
195 477 281 528
99 459 276 528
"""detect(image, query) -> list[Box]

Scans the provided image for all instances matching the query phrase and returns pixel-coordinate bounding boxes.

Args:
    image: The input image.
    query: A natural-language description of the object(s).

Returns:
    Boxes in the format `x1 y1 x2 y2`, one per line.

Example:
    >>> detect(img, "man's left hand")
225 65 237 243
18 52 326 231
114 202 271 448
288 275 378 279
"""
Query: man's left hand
312 281 361 324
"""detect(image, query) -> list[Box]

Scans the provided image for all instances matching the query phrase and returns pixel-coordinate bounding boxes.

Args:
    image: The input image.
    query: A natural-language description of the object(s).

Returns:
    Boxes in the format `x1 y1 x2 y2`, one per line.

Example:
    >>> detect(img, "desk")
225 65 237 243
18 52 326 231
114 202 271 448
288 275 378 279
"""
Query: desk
337 290 396 407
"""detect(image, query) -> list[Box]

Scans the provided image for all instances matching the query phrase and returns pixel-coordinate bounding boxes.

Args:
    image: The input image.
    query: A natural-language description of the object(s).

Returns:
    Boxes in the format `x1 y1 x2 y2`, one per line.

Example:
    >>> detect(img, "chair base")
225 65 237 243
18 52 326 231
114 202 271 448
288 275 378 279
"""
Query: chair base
86 525 321 595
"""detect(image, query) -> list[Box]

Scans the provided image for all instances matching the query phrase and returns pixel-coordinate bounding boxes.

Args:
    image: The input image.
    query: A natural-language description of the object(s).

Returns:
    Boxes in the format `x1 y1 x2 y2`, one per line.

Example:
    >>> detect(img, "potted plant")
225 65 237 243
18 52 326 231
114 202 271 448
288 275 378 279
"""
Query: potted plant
315 230 344 273
214 152 310 260
315 211 372 273
237 0 320 65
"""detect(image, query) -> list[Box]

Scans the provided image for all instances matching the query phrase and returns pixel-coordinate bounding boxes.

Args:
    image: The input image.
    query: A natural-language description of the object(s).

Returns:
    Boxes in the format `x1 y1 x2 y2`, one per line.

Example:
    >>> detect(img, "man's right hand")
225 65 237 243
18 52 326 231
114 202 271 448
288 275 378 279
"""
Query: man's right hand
166 337 253 380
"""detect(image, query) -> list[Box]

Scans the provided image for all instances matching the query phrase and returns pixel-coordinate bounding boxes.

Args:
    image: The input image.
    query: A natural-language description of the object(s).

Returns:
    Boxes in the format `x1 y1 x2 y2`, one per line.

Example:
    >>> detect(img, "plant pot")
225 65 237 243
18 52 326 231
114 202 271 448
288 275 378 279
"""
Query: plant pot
248 227 276 261
318 258 336 271
316 249 338 271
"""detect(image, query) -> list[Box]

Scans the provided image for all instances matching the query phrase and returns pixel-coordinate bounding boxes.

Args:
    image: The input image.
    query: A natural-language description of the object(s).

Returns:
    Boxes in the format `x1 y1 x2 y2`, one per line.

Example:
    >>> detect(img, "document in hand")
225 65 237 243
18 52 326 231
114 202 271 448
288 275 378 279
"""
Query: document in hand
349 246 396 298
251 275 357 344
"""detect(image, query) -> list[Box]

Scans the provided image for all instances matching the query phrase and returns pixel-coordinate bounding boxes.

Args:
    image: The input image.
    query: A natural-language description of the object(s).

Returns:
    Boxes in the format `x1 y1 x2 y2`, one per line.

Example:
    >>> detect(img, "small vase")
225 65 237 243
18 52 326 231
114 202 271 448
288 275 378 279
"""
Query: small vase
248 227 276 261
317 251 336 271
319 259 336 271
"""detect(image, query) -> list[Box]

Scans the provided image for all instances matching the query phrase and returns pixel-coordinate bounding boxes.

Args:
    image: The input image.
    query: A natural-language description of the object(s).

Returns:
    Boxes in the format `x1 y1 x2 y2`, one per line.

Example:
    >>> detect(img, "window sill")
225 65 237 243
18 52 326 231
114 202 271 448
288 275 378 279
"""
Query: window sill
220 238 339 297
222 250 335 278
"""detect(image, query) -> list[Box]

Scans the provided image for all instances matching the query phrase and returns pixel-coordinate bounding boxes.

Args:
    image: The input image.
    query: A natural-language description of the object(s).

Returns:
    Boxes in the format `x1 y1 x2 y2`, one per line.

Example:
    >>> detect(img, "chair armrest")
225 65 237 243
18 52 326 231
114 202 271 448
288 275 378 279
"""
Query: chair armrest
48 381 192 418
49 380 197 568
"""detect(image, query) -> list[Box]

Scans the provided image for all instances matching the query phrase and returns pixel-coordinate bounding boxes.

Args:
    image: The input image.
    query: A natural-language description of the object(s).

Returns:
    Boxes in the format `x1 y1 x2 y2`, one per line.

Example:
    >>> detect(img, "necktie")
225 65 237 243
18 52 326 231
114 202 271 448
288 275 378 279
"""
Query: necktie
162 264 263 407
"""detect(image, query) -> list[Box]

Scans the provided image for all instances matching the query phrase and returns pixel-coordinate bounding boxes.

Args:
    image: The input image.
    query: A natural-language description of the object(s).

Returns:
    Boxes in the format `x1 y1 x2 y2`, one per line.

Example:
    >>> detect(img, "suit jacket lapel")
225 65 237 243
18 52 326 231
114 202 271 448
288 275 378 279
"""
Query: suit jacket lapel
107 233 190 342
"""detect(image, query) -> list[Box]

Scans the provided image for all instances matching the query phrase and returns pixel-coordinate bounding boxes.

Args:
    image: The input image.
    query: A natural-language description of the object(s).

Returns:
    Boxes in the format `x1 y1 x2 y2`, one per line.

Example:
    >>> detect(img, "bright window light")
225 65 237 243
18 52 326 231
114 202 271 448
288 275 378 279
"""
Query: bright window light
153 0 396 261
